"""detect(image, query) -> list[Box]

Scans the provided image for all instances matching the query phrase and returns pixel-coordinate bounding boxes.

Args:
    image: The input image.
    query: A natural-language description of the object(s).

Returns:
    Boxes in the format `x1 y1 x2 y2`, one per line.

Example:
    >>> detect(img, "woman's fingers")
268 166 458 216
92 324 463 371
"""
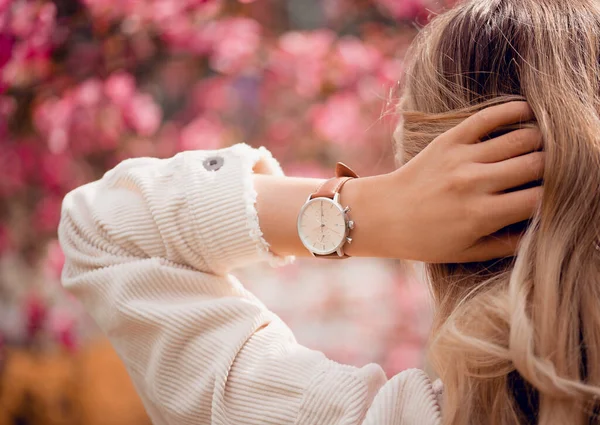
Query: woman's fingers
480 186 543 235
458 230 524 263
474 127 543 163
447 101 535 143
482 151 545 193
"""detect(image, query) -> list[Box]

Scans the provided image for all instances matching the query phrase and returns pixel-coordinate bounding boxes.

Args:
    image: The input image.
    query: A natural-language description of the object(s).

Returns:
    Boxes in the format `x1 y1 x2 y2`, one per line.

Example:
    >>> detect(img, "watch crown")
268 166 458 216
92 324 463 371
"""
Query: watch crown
348 220 355 230
346 237 353 244
344 206 351 213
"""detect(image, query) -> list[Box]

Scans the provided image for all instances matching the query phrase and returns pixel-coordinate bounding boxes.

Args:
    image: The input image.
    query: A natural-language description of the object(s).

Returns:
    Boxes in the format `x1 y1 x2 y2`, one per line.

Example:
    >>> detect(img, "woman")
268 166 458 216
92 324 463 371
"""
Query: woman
58 0 599 423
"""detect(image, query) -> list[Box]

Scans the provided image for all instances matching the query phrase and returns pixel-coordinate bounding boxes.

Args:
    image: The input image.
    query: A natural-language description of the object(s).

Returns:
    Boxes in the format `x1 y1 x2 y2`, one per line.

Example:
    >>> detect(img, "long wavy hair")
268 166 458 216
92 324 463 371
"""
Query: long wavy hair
396 1 600 424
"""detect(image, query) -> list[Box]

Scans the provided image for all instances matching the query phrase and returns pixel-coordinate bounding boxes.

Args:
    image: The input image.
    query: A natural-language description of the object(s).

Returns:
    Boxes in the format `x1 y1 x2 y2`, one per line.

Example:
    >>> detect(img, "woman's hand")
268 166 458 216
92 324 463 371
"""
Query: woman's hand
343 101 543 263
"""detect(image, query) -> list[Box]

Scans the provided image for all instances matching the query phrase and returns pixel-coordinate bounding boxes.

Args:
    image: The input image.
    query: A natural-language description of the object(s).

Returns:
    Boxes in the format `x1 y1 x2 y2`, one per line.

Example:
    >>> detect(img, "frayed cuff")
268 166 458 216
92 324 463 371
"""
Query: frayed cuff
184 144 295 274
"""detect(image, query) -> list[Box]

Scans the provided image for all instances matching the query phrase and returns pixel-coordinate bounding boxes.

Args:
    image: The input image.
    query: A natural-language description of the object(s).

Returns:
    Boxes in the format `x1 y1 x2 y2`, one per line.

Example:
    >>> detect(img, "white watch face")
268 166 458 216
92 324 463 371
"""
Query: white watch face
297 197 347 255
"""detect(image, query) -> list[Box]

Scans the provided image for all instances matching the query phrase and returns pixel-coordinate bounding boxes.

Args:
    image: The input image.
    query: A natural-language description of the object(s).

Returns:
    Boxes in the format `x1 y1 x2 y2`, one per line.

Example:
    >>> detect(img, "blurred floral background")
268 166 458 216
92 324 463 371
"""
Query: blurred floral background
0 0 453 423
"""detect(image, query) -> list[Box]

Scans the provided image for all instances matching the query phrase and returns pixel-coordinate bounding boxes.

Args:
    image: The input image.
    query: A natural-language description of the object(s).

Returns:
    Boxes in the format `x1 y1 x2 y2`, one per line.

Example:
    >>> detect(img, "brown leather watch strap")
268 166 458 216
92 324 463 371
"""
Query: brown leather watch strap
310 162 359 200
336 162 359 178
311 177 353 200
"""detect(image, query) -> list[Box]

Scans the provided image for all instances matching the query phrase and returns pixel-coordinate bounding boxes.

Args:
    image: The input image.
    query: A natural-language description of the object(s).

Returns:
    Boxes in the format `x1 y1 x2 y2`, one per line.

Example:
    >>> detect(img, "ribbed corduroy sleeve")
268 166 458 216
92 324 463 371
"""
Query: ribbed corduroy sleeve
58 144 442 425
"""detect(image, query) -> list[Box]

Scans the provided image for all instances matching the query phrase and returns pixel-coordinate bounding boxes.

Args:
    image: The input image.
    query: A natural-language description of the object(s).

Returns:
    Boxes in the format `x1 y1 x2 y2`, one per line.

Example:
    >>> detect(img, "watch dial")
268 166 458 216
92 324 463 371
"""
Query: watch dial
298 198 346 255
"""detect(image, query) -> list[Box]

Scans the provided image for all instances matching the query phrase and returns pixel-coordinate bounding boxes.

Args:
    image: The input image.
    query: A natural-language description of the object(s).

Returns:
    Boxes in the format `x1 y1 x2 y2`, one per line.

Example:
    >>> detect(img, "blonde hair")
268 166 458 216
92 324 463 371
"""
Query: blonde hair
397 0 600 424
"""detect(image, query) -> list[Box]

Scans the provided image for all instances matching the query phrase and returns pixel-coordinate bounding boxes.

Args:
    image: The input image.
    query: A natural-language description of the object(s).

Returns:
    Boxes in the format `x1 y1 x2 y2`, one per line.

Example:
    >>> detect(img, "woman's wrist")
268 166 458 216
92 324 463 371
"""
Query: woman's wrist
339 173 396 258
254 174 324 257
254 171 399 259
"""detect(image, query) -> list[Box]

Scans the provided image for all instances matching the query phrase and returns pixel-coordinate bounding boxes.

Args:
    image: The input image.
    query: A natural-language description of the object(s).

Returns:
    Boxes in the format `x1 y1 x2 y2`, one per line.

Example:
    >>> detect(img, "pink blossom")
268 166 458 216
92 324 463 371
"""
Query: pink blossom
156 1 224 53
31 2 56 48
81 0 126 20
8 1 56 46
0 0 56 90
394 278 430 321
33 195 63 233
159 15 196 49
97 105 125 150
379 59 404 84
161 16 211 54
33 97 73 154
155 121 180 157
328 346 363 367
9 2 37 38
37 2 56 26
271 30 336 97
0 0 10 14
35 75 162 152
0 96 15 137
104 71 136 107
0 146 26 196
125 93 162 136
157 59 199 99
311 92 366 145
159 1 224 51
14 142 38 183
43 239 65 280
39 153 75 192
331 37 382 87
129 29 156 59
83 0 223 33
179 116 226 151
2 40 52 88
57 323 77 351
384 343 424 374
192 77 234 113
190 0 224 19
24 292 47 339
0 95 15 117
0 224 10 254
123 137 156 158
265 119 296 145
0 34 13 70
207 18 261 75
75 78 103 106
355 76 383 103
374 0 431 21
150 0 182 23
393 276 432 339
322 0 352 23
278 30 335 59
283 163 329 178
47 309 78 351
68 107 98 154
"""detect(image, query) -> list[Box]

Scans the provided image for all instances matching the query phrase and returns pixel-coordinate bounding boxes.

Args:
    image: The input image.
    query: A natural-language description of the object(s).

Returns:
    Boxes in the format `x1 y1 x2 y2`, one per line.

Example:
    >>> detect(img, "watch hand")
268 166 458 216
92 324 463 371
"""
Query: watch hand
319 234 326 247
321 202 324 224
315 211 322 226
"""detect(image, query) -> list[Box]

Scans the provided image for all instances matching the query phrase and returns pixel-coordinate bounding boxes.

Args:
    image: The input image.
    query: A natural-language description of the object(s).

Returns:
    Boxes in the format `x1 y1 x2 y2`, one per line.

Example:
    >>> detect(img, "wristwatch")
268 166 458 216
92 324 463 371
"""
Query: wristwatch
297 163 359 258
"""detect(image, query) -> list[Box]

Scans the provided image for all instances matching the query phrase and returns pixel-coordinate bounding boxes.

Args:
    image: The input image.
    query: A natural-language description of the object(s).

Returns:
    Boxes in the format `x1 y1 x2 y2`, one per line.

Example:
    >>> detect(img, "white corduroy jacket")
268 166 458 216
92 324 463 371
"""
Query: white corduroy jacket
58 144 443 425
